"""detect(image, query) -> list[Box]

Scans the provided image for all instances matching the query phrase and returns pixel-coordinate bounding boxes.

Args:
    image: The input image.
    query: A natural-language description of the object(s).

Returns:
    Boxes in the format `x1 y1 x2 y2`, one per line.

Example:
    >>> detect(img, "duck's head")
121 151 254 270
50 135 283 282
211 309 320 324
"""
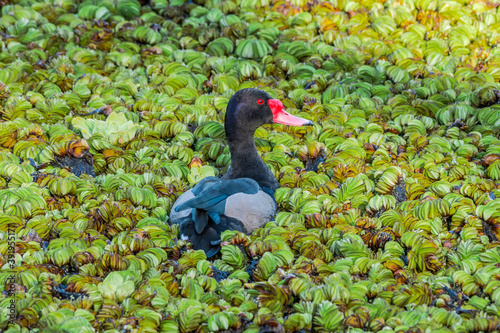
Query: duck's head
225 88 312 135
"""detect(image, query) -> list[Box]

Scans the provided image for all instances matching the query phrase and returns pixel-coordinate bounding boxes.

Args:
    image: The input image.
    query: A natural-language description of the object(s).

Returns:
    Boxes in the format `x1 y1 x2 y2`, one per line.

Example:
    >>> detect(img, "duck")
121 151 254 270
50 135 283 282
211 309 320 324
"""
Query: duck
169 88 312 257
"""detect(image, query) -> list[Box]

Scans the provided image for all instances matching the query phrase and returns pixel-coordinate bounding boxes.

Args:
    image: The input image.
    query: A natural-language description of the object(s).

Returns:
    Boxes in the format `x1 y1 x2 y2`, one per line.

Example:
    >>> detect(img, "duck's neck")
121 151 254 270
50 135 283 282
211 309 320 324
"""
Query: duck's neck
225 129 279 191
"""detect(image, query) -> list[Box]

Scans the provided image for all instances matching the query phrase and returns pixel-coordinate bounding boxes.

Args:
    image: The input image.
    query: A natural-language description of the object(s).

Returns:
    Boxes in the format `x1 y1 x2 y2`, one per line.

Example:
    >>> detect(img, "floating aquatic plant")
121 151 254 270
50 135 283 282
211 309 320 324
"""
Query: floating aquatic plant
0 0 500 332
72 112 141 147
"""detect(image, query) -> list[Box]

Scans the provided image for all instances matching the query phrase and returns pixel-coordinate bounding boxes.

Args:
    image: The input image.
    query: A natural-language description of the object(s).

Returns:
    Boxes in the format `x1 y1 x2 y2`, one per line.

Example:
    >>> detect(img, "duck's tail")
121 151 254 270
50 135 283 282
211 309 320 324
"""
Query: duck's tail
178 214 246 258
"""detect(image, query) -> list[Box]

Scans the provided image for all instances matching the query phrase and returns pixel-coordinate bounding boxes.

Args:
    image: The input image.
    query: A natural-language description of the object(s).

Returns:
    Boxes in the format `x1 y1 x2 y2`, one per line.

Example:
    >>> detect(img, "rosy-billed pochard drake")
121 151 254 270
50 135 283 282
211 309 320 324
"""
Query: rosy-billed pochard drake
170 88 312 257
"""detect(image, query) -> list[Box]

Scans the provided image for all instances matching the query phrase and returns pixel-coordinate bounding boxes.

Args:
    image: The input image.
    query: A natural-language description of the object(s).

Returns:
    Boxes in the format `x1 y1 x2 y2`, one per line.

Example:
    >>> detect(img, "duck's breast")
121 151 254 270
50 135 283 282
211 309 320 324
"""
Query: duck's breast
224 190 277 233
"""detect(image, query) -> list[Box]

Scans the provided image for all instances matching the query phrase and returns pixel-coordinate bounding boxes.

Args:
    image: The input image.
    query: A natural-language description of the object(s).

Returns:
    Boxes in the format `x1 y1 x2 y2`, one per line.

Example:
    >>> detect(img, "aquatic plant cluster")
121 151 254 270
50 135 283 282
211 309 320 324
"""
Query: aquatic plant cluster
1 0 500 331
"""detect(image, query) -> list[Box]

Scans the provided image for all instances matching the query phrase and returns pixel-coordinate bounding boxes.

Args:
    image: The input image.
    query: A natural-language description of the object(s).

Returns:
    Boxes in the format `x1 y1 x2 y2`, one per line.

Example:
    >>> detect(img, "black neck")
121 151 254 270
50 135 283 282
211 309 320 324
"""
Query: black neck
224 129 279 191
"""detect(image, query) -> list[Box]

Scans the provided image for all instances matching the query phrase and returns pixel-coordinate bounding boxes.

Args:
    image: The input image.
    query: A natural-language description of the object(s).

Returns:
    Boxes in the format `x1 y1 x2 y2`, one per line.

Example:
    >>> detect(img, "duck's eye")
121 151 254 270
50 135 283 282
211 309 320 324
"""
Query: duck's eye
257 99 264 105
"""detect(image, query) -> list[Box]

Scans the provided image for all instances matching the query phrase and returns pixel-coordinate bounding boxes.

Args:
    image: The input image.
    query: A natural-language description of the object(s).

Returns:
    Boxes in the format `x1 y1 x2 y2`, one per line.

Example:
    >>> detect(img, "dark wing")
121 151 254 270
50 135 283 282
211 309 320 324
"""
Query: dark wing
176 177 260 210
174 177 260 257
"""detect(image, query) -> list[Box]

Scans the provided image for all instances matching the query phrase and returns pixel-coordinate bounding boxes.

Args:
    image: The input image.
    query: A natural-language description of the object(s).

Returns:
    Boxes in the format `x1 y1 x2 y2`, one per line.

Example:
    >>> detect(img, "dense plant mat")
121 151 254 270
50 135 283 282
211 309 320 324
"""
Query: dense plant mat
1 0 500 332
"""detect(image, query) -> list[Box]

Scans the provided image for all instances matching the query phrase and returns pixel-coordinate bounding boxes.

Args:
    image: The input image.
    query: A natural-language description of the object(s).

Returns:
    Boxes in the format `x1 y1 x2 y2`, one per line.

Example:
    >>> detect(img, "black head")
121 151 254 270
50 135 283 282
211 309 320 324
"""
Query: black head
225 89 274 137
224 88 312 139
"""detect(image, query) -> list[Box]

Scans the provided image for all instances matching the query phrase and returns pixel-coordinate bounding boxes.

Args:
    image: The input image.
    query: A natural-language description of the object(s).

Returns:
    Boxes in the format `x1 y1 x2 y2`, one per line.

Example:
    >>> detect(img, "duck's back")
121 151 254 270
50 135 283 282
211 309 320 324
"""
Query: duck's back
169 177 277 257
